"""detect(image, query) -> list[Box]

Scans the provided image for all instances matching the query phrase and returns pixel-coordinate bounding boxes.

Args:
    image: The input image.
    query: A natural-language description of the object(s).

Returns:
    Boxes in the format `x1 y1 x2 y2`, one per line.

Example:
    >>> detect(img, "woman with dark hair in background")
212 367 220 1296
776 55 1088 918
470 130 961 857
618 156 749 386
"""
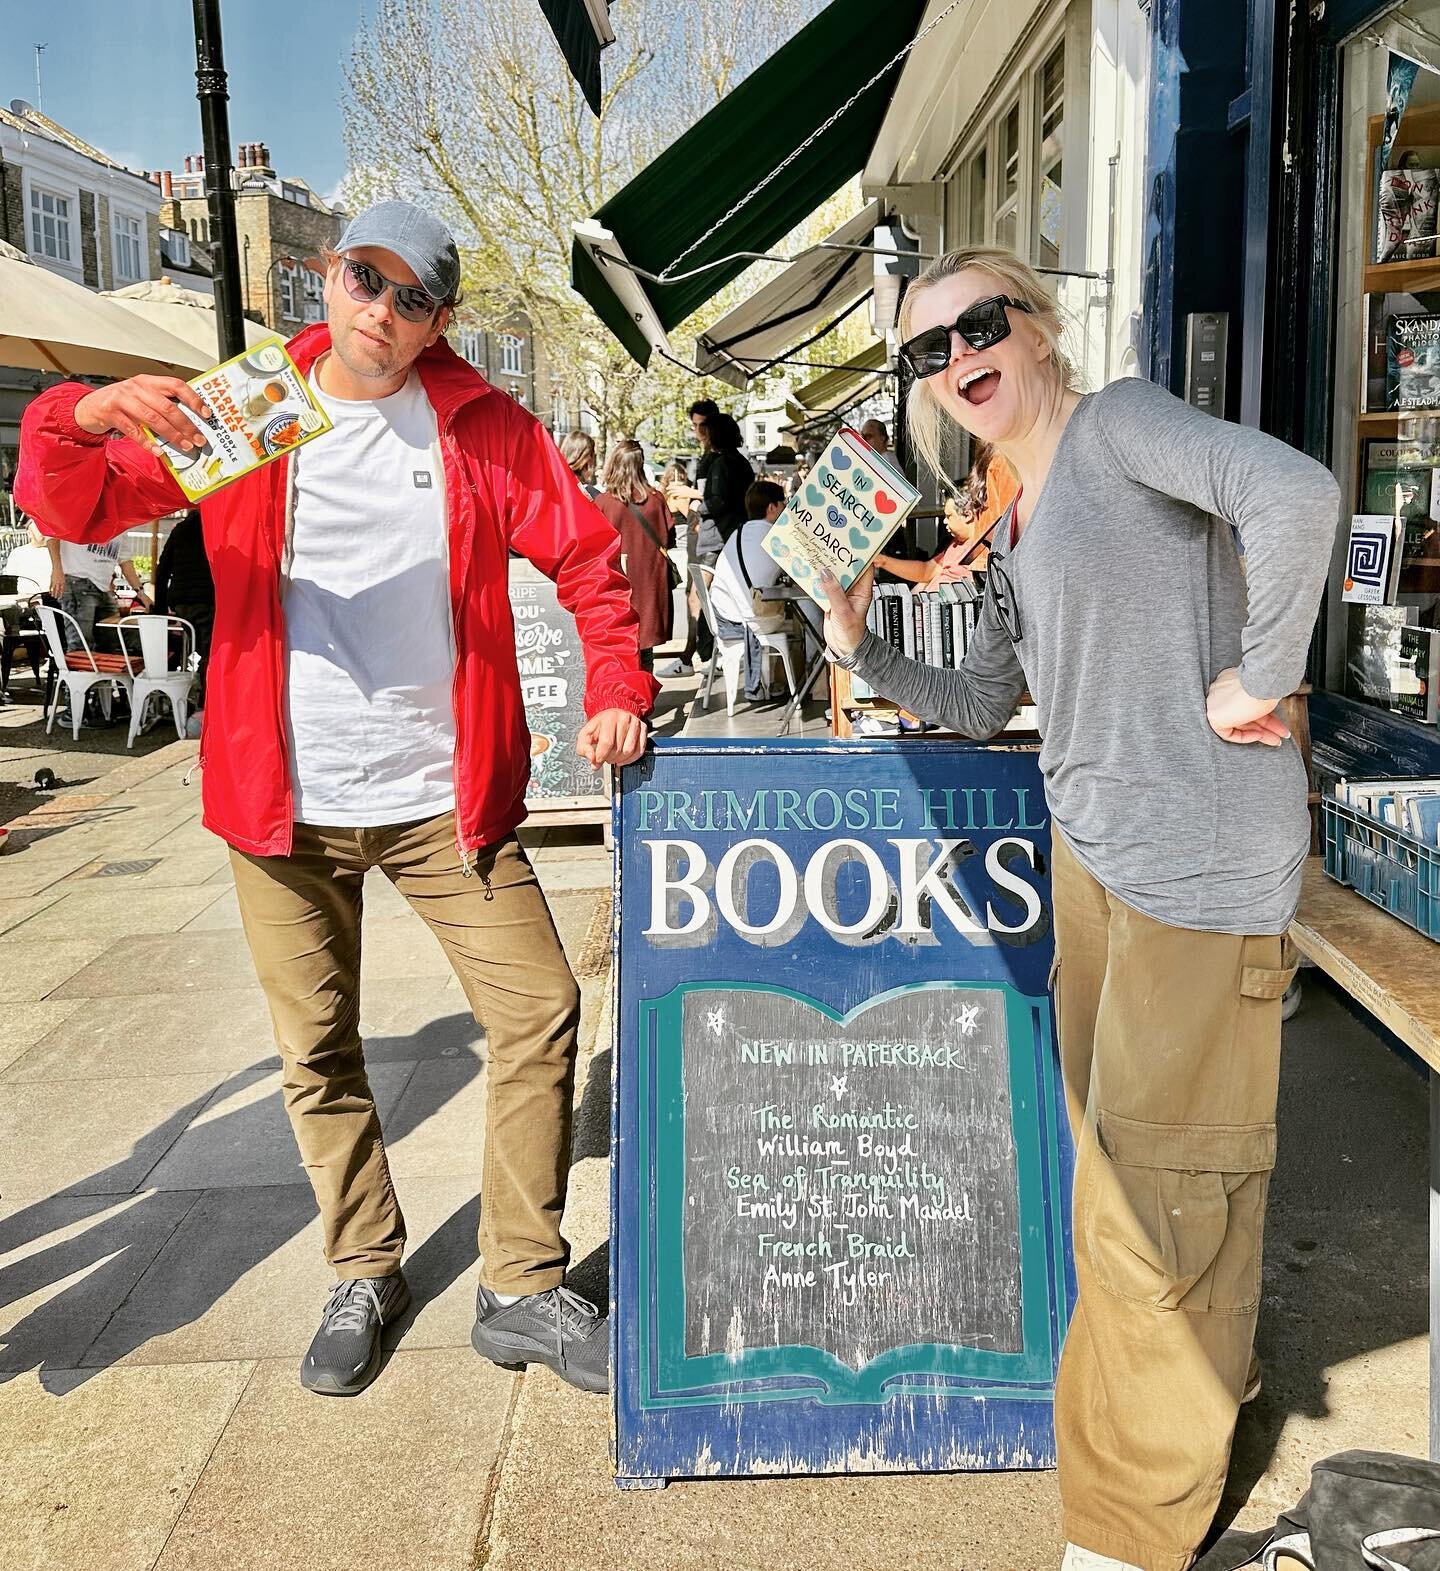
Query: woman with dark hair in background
695 412 754 564
594 439 673 672
154 509 215 735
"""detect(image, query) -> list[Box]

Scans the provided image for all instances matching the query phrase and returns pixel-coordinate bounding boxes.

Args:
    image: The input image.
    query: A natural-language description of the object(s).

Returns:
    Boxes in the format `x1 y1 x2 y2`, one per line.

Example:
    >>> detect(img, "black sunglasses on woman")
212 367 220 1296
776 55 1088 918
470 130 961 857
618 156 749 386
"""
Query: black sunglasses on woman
898 294 1034 380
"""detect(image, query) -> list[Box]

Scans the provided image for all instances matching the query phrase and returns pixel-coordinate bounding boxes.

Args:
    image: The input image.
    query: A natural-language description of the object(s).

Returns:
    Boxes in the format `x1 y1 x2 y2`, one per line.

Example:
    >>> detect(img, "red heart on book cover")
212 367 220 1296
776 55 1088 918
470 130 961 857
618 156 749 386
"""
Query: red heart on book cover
875 490 898 515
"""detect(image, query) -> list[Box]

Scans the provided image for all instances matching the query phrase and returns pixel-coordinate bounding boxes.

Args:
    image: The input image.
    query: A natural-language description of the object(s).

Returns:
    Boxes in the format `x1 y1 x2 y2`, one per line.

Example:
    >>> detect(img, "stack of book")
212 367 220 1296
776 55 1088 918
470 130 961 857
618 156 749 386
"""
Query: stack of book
850 581 980 703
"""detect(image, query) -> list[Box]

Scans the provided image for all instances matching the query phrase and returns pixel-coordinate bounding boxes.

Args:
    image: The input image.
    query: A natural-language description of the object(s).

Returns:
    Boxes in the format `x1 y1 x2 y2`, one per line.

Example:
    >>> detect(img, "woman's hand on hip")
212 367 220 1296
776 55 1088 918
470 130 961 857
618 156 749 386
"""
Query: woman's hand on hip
819 567 874 658
1206 666 1291 746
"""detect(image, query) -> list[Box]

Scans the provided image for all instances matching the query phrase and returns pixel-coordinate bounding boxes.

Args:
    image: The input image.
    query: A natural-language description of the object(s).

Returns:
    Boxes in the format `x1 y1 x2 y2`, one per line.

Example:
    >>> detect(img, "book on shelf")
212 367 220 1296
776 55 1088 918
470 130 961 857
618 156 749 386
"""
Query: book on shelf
149 338 331 502
1362 439 1437 518
760 427 919 606
1392 624 1440 725
1343 514 1405 605
1386 312 1440 410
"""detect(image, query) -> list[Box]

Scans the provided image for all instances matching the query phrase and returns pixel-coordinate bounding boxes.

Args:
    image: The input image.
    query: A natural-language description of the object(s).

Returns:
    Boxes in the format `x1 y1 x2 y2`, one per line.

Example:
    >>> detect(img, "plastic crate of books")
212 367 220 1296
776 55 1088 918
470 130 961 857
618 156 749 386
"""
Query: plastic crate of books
1322 797 1440 941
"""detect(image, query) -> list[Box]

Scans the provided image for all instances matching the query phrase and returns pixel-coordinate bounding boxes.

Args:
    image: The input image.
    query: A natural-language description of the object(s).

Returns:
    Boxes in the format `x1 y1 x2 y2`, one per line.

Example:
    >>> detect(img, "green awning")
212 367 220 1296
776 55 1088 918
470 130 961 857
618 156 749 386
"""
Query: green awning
570 0 929 368
791 340 889 416
538 0 614 117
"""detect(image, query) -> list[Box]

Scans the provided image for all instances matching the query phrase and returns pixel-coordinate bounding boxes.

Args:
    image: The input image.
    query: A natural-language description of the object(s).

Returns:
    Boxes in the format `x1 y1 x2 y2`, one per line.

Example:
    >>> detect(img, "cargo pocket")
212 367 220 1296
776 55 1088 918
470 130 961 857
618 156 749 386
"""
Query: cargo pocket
1239 935 1299 1001
1082 1109 1276 1315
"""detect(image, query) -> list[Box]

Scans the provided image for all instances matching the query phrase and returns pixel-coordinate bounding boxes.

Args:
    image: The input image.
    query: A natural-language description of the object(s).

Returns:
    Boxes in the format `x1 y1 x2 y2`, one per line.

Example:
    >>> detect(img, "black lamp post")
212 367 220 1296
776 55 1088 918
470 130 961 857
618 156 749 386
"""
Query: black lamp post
192 0 244 361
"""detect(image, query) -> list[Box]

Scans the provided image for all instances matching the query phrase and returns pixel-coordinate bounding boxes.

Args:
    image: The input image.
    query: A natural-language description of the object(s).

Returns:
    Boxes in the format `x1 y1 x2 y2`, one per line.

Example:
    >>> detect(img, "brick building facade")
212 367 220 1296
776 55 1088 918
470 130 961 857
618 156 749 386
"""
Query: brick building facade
158 142 343 333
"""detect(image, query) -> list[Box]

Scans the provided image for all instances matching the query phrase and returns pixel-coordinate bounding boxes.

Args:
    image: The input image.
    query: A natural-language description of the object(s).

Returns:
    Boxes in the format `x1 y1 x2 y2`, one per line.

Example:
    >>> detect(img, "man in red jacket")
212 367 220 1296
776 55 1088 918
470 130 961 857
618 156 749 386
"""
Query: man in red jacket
17 201 653 1398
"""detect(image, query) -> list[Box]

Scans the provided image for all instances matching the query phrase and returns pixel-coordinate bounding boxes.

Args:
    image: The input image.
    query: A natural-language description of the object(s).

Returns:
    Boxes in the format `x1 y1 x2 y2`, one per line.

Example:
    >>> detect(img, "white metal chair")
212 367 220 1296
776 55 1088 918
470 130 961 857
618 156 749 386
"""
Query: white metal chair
690 562 798 716
116 615 196 746
37 604 138 740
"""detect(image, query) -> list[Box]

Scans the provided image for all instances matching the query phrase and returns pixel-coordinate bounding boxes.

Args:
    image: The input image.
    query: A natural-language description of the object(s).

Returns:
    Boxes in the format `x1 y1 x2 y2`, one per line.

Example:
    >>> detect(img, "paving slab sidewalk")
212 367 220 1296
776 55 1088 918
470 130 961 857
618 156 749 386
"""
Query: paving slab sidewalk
0 741 1429 1571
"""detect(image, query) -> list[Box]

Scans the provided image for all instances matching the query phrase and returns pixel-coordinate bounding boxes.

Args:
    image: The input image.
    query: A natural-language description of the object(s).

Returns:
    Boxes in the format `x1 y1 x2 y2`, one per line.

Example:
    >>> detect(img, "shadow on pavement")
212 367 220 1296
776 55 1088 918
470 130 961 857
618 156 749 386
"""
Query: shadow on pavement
0 1013 485 1392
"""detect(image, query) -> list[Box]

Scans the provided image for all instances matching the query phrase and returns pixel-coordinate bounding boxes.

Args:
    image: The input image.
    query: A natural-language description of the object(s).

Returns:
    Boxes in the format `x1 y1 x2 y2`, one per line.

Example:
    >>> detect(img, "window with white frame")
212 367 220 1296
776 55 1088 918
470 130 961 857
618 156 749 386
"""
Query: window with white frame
943 23 1076 271
456 327 484 367
994 101 1021 252
113 210 144 285
29 185 72 264
277 265 298 321
1034 42 1065 272
499 333 524 376
302 269 324 323
163 227 191 268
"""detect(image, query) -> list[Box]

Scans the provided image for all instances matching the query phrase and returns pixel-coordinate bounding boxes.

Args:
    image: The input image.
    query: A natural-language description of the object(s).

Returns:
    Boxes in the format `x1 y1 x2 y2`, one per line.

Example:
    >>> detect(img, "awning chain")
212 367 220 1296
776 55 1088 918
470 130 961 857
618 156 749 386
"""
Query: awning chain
656 0 969 284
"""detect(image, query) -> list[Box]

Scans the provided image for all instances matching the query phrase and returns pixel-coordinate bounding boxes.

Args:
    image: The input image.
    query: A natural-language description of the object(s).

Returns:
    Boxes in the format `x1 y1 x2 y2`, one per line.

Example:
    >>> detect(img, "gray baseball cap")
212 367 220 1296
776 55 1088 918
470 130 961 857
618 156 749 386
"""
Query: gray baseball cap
335 200 460 303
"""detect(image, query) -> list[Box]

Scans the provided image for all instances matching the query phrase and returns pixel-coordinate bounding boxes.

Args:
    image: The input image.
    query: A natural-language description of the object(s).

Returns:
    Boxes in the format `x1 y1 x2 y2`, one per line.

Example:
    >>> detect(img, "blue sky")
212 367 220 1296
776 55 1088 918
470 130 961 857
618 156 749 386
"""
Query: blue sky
1 1 366 199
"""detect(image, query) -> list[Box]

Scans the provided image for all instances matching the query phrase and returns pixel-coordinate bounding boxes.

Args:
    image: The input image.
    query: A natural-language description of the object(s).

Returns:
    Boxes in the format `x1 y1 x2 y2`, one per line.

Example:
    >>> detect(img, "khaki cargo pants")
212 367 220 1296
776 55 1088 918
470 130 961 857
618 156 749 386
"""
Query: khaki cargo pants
1050 832 1296 1571
229 813 581 1293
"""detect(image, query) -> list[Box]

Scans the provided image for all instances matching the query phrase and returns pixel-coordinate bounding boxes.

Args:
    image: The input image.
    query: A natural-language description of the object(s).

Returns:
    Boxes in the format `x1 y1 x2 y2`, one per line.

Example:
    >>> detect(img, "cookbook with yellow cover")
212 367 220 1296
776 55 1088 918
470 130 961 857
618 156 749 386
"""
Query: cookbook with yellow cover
150 338 332 502
760 426 920 607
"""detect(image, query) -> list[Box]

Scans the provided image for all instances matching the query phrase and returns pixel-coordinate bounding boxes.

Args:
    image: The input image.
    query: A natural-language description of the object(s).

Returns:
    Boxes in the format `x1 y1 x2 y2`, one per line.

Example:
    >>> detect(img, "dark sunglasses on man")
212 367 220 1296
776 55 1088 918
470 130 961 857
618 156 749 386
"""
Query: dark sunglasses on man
898 294 1034 380
341 257 443 324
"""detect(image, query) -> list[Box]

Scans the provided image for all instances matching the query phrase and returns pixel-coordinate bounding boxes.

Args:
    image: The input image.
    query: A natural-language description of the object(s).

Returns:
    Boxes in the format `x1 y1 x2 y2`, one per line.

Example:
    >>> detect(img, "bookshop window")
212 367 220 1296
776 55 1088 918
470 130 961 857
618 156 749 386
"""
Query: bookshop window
1034 42 1065 270
1335 7 1440 728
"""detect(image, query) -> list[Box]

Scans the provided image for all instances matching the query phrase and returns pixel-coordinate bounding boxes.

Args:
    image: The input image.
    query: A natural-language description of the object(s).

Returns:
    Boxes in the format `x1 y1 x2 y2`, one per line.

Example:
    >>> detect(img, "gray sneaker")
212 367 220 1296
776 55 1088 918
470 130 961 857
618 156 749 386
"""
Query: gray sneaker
471 1284 609 1394
300 1272 411 1396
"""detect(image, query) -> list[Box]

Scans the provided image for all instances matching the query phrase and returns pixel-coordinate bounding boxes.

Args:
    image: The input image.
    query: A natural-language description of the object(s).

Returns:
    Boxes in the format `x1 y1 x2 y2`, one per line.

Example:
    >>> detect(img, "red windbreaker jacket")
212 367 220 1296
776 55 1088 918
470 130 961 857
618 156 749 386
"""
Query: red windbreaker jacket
16 325 657 860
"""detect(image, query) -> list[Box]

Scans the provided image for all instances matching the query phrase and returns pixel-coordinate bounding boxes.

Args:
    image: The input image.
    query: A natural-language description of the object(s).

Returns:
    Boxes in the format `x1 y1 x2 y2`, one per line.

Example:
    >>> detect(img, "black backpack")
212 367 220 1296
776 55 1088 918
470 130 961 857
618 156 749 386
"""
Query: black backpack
1196 1452 1440 1569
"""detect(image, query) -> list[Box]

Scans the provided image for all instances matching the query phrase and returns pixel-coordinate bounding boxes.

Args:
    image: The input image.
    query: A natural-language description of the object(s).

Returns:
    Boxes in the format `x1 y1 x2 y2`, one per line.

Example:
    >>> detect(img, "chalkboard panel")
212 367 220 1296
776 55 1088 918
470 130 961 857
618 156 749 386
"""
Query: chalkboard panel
614 738 1074 1482
678 985 1025 1367
508 560 607 812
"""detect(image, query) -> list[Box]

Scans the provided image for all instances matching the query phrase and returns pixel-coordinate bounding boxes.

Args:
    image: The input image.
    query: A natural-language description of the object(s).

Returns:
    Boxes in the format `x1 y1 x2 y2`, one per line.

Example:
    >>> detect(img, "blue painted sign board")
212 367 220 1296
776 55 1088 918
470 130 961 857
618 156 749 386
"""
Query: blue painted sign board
611 737 1076 1484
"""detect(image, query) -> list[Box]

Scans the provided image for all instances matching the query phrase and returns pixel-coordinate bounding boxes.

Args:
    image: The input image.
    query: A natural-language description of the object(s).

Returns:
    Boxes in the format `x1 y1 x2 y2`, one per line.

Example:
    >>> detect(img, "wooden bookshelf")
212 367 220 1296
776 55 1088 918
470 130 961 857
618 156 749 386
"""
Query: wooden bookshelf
1358 409 1440 435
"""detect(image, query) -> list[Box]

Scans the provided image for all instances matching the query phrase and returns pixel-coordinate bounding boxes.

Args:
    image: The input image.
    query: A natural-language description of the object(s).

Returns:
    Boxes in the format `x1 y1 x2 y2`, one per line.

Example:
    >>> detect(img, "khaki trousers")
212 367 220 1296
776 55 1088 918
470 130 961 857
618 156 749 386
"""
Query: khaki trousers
229 815 581 1292
1050 833 1296 1571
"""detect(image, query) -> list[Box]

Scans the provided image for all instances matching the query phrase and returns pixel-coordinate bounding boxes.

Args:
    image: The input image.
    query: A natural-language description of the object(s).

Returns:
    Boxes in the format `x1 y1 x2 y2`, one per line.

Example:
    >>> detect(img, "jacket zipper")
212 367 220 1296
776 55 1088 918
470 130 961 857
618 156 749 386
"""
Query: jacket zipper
440 411 479 874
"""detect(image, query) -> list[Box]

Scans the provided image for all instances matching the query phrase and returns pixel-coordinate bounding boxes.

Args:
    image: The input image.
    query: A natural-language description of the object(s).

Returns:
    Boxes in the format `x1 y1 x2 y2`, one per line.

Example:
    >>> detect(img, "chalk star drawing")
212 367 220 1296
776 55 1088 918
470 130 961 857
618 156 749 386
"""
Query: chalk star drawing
705 1007 726 1036
958 1003 981 1037
830 1073 849 1100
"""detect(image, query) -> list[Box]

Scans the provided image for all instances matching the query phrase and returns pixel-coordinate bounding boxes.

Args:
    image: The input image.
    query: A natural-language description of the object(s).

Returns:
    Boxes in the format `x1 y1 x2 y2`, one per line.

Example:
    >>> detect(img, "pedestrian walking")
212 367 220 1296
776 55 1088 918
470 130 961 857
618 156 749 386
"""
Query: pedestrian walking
17 199 654 1401
594 438 674 672
820 244 1339 1571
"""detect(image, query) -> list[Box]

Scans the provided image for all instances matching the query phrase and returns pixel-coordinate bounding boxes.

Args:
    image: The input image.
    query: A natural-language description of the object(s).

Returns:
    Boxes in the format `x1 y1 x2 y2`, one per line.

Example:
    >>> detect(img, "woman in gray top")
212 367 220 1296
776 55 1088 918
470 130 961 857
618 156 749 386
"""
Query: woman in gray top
823 247 1339 1571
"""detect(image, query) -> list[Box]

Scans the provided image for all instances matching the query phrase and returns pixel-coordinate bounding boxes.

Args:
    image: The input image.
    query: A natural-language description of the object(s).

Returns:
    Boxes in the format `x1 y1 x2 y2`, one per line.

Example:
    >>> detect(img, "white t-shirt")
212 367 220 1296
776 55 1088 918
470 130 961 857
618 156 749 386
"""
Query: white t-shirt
284 366 457 827
4 542 53 595
710 519 784 627
60 539 121 591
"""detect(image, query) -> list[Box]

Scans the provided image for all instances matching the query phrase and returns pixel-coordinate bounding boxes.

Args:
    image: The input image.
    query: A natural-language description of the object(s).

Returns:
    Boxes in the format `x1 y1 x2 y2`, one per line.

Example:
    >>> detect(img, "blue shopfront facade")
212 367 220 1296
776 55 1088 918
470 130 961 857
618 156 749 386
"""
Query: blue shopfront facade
1142 0 1440 781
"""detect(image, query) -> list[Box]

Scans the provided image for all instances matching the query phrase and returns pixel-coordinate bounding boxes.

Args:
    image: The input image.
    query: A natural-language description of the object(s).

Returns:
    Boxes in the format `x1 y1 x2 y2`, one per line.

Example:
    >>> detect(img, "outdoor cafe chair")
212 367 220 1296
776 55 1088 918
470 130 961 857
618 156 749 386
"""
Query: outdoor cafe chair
37 603 139 741
115 614 196 747
690 561 798 717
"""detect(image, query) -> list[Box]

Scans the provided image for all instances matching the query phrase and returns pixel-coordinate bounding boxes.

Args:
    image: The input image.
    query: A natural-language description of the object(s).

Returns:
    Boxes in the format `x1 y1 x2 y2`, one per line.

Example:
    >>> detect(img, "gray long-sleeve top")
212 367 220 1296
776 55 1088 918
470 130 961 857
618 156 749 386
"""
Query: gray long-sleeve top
848 375 1341 934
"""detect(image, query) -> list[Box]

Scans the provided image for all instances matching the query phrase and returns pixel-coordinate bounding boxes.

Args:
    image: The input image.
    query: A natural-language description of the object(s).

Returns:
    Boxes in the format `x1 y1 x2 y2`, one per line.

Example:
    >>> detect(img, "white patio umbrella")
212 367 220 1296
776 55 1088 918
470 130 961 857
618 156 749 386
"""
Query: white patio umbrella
0 240 210 378
102 278 274 361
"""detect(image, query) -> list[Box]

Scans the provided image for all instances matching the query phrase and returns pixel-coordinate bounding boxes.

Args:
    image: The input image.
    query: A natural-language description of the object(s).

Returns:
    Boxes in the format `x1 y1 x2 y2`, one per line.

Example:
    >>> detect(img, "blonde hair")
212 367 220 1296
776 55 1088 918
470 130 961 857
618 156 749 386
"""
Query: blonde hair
600 438 651 504
899 246 1079 483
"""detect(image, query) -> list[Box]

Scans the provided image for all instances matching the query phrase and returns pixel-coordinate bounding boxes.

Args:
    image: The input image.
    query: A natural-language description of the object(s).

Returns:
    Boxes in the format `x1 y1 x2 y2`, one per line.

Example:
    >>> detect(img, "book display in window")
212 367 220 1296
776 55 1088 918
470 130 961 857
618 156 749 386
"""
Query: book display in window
1386 312 1440 409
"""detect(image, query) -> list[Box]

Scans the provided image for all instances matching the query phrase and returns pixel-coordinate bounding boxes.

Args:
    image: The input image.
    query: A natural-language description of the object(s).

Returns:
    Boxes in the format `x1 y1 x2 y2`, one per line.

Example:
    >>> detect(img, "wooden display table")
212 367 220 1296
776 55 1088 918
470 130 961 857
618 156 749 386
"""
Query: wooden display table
1288 858 1440 1454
